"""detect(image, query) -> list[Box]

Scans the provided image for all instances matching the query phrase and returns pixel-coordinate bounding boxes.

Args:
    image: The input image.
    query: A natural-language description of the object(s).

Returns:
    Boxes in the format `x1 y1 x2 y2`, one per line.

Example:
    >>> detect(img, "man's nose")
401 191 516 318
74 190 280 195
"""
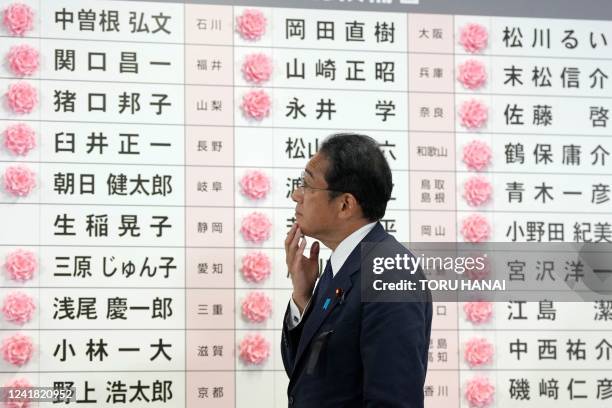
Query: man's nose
291 187 301 203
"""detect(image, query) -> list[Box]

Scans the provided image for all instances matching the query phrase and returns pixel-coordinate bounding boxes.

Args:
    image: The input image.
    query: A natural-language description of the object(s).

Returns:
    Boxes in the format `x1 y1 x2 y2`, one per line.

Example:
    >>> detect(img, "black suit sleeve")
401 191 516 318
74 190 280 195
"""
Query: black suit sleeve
360 299 432 408
281 301 305 377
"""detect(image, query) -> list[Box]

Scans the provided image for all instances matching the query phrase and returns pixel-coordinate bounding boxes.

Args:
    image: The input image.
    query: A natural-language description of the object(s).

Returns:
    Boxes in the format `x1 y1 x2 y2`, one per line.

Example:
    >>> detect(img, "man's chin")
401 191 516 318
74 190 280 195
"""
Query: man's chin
296 216 318 237
295 221 311 237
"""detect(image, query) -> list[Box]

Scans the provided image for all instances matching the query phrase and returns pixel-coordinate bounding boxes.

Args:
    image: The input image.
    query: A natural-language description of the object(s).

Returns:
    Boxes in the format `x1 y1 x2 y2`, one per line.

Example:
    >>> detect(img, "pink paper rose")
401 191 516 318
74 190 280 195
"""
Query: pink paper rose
465 376 495 408
240 170 271 200
459 23 488 53
461 214 490 243
242 53 273 84
241 89 271 121
3 377 32 408
1 333 33 366
459 99 488 130
7 44 39 76
236 9 266 41
463 176 492 207
464 337 494 367
2 292 35 325
241 291 272 323
4 249 38 282
241 251 272 283
3 123 36 156
239 333 270 365
7 82 38 114
463 301 494 325
465 255 491 281
4 249 37 281
3 4 34 36
462 140 492 171
240 212 272 244
458 59 487 90
3 165 36 197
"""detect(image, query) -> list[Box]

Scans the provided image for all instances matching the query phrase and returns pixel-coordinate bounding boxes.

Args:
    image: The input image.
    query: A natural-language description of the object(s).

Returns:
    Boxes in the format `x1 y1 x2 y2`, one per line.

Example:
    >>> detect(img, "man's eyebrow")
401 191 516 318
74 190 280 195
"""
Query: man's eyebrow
304 168 314 178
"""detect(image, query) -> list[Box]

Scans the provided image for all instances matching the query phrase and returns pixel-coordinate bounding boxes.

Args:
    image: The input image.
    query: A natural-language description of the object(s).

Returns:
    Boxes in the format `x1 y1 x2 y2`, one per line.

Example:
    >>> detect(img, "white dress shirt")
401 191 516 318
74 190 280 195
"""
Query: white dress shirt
288 222 377 328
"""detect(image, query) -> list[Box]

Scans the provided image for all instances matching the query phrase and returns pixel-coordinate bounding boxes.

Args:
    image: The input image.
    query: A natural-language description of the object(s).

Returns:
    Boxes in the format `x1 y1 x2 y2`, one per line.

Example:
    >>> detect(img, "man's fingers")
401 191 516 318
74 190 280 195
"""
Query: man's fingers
286 226 302 274
289 227 302 252
289 236 307 274
309 241 319 260
298 235 307 254
284 223 297 250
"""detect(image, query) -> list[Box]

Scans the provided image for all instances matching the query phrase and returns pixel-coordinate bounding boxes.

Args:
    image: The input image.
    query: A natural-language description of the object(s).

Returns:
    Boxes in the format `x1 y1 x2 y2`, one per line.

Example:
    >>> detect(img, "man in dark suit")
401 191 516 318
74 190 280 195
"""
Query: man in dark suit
282 133 432 407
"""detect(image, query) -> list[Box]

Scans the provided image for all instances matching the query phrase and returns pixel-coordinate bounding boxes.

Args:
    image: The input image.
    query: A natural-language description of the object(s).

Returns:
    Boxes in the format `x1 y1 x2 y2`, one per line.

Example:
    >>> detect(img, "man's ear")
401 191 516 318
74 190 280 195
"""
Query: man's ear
338 193 360 219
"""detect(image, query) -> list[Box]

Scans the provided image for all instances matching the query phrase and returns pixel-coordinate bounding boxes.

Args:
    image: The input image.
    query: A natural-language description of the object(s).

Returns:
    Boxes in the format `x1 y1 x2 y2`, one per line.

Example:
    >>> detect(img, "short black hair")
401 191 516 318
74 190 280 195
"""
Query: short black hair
318 133 392 221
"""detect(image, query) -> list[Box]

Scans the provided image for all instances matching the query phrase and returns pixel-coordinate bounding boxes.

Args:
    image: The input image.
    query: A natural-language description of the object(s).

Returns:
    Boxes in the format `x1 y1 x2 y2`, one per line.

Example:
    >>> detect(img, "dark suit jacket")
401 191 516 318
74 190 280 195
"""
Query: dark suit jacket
281 222 432 408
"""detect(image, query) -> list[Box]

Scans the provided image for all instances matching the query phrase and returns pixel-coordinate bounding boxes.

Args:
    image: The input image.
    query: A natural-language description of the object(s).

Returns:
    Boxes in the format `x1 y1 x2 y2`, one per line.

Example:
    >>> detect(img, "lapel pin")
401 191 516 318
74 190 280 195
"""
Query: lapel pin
336 288 345 304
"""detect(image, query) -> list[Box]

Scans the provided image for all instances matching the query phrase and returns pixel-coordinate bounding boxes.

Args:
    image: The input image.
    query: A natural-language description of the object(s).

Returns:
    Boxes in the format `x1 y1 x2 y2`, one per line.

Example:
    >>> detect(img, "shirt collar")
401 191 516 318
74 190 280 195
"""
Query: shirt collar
329 221 377 278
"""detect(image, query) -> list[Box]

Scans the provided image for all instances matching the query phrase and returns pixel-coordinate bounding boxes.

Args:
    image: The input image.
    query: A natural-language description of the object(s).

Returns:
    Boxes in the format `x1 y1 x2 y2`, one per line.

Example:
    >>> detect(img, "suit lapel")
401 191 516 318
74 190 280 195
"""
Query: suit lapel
291 222 388 375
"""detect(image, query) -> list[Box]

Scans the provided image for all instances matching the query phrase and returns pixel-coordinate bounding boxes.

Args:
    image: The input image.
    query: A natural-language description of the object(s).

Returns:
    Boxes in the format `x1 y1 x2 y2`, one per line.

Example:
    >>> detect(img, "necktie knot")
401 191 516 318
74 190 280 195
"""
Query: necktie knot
322 259 332 279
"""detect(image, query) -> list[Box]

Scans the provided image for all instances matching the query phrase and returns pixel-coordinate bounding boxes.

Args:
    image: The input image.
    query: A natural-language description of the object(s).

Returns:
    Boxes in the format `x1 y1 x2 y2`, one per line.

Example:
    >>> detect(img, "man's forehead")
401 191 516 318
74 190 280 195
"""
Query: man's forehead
305 153 326 178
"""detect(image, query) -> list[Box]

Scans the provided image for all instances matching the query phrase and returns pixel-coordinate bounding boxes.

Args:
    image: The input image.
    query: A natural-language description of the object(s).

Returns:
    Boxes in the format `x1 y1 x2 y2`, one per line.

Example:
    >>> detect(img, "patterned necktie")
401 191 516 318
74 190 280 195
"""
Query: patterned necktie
312 259 333 310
